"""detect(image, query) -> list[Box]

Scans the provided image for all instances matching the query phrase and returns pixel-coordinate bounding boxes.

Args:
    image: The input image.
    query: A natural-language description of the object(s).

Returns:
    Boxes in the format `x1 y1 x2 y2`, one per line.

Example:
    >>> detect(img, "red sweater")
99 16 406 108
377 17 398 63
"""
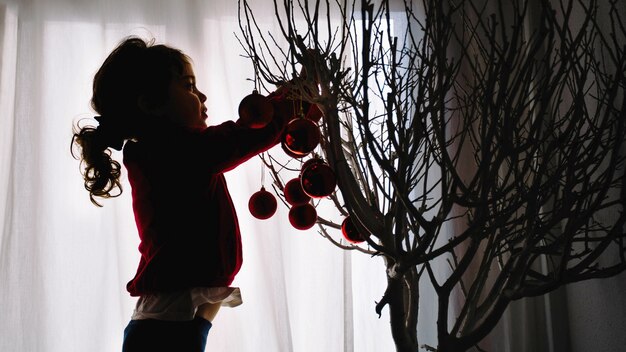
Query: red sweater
123 105 288 296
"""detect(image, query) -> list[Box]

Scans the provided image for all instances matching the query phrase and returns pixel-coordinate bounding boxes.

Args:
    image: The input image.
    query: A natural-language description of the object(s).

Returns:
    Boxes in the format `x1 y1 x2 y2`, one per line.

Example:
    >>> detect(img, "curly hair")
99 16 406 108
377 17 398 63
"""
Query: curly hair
72 37 189 206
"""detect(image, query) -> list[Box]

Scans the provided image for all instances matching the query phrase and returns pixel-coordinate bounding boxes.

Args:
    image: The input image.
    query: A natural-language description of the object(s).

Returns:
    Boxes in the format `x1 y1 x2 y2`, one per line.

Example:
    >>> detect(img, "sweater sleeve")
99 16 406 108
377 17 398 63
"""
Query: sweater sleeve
173 97 291 174
200 121 282 173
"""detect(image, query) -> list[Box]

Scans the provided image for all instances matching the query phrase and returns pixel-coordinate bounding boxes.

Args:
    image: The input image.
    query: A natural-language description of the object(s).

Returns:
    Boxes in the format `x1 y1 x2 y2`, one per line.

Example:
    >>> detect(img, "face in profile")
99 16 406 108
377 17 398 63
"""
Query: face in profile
162 60 208 129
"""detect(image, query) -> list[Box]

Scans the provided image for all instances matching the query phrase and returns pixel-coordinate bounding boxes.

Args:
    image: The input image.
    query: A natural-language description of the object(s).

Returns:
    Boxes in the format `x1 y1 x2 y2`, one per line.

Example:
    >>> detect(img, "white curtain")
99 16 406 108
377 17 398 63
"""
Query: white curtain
0 1 624 352
0 1 393 351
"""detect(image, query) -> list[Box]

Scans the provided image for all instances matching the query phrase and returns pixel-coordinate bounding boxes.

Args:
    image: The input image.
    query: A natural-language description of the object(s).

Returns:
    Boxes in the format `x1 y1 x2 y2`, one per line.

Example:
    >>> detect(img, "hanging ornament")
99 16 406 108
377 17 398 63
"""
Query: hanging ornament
288 203 317 230
284 178 311 206
238 90 275 129
248 186 277 220
283 117 320 157
341 216 367 244
301 161 337 198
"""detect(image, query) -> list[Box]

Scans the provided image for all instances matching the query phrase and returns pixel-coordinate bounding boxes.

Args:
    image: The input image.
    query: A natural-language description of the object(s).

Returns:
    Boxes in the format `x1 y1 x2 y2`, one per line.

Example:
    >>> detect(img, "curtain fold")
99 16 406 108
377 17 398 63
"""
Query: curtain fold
0 2 17 258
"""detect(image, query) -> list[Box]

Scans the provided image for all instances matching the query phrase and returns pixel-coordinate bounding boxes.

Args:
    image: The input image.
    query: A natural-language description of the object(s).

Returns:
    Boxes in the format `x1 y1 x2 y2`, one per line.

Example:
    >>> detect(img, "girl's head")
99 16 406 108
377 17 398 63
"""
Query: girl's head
73 36 207 206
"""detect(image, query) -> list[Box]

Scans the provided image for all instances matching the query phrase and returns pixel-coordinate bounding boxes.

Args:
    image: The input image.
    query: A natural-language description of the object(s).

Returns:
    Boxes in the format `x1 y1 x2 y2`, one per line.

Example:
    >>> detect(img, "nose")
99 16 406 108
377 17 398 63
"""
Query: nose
197 89 207 103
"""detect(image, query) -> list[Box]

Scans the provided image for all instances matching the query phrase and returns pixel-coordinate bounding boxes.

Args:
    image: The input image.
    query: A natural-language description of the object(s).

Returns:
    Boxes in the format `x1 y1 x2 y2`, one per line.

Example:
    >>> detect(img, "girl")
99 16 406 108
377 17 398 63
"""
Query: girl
72 37 291 351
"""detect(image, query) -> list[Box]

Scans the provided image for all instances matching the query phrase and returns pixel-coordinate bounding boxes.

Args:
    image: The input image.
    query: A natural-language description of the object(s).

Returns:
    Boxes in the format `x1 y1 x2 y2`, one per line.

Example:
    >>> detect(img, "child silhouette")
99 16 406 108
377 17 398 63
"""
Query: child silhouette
72 37 291 351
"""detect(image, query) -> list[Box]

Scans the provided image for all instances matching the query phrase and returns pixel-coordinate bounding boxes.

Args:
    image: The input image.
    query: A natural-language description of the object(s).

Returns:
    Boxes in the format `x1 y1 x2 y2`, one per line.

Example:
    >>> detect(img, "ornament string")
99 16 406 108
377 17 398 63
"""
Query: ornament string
261 153 266 188
253 61 260 92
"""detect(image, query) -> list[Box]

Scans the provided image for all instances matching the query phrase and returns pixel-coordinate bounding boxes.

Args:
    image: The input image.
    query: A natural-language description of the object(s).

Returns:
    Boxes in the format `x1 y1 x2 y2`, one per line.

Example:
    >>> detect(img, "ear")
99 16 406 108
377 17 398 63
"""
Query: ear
137 95 166 116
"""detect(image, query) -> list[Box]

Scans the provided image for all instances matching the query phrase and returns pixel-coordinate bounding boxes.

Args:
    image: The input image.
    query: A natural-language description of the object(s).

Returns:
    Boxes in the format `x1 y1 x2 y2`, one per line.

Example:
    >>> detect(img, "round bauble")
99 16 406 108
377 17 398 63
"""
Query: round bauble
301 162 337 198
284 178 311 206
248 187 277 220
341 216 367 244
288 203 317 230
238 90 274 129
284 118 320 156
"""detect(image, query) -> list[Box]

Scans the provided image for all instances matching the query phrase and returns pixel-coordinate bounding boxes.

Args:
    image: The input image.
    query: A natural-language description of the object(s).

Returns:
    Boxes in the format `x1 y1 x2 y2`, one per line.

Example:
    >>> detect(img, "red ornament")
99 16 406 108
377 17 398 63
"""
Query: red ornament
248 187 277 220
341 216 367 244
301 162 337 198
283 118 320 157
288 203 318 230
284 178 311 206
238 90 274 129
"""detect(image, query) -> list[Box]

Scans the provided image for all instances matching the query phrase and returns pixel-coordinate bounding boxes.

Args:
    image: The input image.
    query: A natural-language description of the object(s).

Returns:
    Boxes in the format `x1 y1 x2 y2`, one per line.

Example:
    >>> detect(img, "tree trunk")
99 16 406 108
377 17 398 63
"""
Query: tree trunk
386 272 419 352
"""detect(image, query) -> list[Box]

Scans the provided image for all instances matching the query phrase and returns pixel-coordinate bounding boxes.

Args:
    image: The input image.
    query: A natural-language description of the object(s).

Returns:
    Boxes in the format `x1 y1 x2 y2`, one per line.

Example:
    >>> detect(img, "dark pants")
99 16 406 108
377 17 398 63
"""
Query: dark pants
122 317 212 352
